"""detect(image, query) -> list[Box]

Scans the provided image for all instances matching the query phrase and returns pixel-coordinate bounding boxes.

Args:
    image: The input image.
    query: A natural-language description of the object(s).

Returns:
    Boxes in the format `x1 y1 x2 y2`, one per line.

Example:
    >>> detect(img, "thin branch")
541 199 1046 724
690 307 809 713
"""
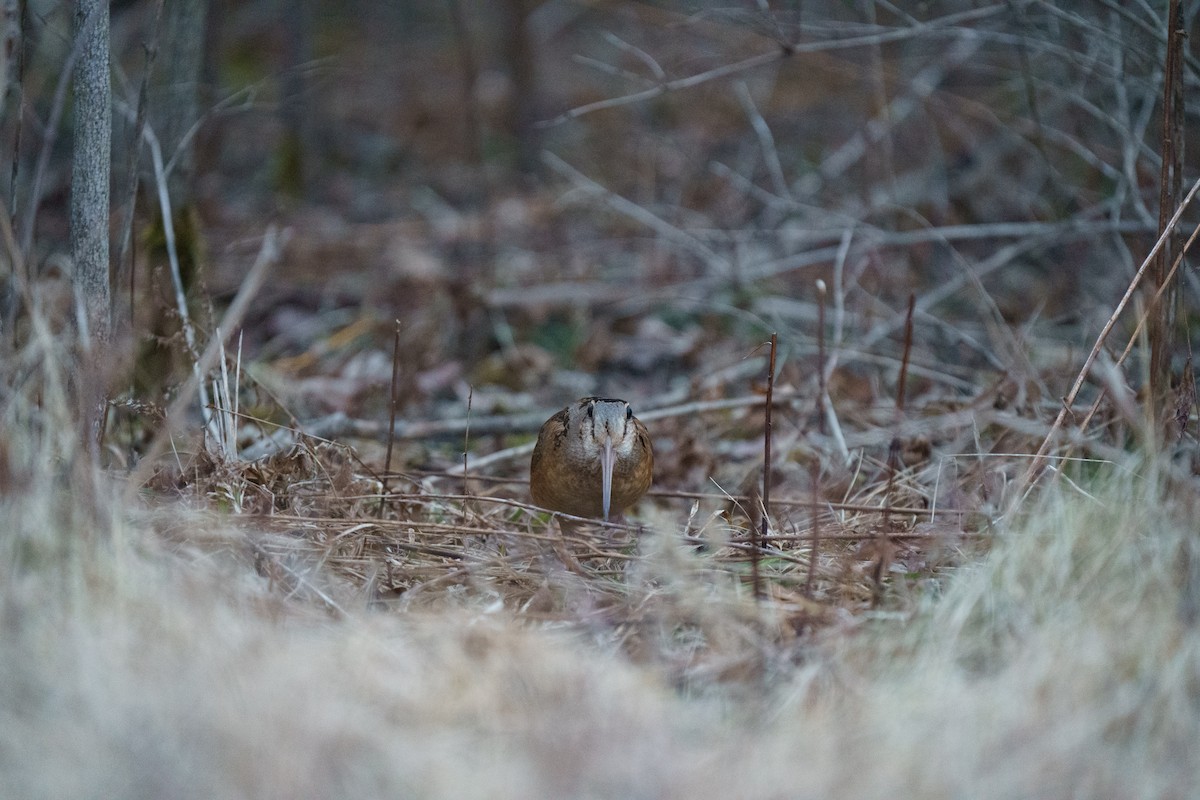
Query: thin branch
805 462 821 597
601 31 666 82
895 294 916 414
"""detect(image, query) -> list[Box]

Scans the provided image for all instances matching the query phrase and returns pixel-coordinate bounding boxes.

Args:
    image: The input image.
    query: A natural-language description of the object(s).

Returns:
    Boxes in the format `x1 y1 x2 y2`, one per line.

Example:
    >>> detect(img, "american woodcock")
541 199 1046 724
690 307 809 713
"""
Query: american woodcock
530 397 653 521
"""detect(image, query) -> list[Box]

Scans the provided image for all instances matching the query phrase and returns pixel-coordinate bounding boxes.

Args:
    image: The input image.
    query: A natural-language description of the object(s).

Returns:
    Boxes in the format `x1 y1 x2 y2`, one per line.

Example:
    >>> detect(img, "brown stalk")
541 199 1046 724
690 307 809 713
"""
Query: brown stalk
895 293 916 414
462 385 473 510
805 461 820 598
379 320 401 518
753 333 778 603
876 294 915 607
883 294 916 522
1150 0 1185 415
816 279 827 434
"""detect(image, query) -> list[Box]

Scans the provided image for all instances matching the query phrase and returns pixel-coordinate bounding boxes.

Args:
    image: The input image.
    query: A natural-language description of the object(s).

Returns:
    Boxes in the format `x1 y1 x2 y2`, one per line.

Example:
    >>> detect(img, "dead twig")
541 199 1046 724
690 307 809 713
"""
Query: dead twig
753 333 778 603
815 279 828 436
895 293 916 416
379 319 401 518
805 461 821 598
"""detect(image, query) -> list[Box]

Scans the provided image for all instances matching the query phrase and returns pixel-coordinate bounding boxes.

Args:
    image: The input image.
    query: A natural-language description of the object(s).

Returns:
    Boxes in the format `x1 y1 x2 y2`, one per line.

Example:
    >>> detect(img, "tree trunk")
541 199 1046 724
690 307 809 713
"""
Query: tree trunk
71 0 111 344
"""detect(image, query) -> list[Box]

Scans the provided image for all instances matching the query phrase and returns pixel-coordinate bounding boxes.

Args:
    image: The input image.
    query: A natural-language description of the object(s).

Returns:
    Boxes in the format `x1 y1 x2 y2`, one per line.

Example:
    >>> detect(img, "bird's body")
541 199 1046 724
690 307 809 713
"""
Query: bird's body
530 397 653 521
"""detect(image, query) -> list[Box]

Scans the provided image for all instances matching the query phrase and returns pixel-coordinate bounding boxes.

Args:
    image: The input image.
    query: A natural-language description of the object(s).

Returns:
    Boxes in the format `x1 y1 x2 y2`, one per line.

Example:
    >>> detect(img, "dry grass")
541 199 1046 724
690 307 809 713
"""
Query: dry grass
2 327 1199 798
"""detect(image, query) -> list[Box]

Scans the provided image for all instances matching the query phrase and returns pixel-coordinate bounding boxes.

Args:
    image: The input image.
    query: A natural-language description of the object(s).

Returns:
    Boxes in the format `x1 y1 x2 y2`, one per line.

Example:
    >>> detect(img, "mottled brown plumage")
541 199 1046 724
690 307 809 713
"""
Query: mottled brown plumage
530 397 653 521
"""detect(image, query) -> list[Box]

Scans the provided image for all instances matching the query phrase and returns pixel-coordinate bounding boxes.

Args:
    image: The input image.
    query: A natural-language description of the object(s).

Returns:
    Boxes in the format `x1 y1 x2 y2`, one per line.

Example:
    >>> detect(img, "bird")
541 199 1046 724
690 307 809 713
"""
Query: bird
530 397 653 522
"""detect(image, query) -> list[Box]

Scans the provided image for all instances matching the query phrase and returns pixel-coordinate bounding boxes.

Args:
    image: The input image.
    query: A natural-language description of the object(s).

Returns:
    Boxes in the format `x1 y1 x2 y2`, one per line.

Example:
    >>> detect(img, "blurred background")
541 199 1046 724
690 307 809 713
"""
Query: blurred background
3 1 1196 483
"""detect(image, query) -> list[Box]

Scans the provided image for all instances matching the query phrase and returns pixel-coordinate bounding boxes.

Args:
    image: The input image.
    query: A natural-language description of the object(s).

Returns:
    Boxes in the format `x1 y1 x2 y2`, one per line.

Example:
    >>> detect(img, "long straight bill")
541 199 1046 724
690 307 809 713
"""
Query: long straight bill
601 435 614 520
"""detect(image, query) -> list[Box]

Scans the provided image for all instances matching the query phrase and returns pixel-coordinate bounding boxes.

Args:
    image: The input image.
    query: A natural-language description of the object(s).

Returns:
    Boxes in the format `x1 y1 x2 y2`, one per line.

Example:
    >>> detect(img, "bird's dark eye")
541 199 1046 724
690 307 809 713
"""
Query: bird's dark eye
625 406 633 420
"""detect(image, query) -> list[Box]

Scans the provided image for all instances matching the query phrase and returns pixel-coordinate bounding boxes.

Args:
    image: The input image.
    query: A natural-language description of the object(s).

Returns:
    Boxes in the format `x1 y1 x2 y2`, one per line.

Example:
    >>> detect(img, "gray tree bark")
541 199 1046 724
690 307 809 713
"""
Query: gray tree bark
71 0 112 344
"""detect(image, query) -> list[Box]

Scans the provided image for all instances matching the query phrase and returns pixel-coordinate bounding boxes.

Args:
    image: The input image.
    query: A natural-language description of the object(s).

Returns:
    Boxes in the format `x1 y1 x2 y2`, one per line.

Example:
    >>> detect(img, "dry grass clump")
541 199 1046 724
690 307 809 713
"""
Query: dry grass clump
838 469 1199 794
